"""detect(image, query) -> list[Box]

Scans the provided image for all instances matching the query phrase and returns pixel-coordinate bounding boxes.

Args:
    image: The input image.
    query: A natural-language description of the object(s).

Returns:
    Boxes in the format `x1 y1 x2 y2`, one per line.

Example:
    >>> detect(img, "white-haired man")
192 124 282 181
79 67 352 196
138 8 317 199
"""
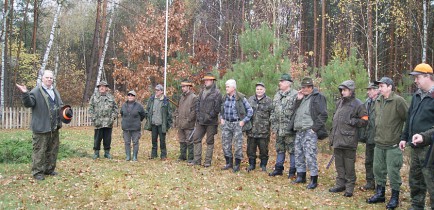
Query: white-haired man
220 79 253 172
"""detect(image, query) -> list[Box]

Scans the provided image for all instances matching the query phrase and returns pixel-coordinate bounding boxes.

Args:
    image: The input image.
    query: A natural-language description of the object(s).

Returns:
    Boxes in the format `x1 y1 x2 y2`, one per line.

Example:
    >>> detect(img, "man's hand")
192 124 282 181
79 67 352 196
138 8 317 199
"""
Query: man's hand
15 84 28 93
297 90 304 100
399 140 406 151
220 119 225 125
239 121 245 127
411 134 424 145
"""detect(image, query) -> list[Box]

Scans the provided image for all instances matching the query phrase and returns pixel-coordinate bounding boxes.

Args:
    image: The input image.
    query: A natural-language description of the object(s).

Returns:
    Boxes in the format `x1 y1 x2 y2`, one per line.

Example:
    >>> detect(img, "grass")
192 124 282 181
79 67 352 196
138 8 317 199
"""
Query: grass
0 127 415 209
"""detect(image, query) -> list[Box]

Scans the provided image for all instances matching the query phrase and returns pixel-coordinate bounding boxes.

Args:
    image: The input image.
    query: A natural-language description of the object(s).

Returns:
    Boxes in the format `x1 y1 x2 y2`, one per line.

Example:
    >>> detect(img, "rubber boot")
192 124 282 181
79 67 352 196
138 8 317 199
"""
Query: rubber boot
178 142 187 161
203 144 214 167
221 156 233 170
288 167 296 179
132 146 138 161
259 158 268 172
125 146 131 161
307 176 318 189
187 143 194 163
188 142 202 166
93 150 100 160
292 172 306 184
104 150 112 159
269 153 285 176
367 185 386 203
233 159 241 173
246 158 256 172
386 189 399 209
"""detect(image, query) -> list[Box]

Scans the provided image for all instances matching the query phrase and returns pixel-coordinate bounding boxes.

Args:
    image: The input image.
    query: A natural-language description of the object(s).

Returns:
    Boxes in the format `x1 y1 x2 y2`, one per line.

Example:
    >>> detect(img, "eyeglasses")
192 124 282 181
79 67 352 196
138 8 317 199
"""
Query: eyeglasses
127 94 135 96
155 89 162 91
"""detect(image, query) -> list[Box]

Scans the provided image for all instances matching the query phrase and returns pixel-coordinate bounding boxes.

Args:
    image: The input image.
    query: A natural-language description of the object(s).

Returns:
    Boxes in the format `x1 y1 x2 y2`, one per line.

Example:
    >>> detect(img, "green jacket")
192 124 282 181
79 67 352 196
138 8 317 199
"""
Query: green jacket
144 95 172 133
420 126 434 168
374 92 408 148
358 97 378 144
246 95 273 138
270 89 298 136
89 92 119 129
22 84 63 133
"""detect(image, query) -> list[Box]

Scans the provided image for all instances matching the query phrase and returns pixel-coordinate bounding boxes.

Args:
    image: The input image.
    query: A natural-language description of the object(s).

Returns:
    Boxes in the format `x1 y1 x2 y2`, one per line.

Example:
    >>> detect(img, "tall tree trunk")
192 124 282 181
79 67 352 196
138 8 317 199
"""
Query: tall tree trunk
313 0 318 68
320 0 326 67
1 0 9 119
422 0 427 62
298 0 304 56
367 0 373 81
37 2 62 85
32 0 38 54
95 1 115 93
82 0 102 104
215 0 223 69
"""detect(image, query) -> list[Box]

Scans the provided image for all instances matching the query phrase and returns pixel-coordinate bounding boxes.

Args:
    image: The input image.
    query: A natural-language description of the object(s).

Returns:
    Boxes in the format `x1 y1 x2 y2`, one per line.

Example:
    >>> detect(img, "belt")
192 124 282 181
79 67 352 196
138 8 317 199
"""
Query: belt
226 119 239 122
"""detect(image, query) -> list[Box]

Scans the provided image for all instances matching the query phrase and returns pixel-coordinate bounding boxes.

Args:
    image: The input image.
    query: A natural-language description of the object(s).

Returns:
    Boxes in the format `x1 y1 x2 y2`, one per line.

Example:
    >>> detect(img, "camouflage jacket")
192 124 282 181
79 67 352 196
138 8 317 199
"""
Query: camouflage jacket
270 89 298 136
246 94 273 138
89 92 119 129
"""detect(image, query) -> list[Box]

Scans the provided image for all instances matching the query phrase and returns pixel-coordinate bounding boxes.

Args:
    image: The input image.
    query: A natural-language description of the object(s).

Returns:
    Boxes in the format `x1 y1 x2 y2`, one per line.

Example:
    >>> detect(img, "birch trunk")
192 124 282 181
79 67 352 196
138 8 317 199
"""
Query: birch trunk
422 0 427 63
36 2 62 86
215 0 223 70
1 5 10 120
94 2 115 93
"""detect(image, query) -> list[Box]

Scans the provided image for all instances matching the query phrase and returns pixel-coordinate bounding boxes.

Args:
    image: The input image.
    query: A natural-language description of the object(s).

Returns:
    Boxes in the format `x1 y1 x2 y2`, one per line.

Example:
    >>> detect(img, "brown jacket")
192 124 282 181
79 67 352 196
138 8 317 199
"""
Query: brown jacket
176 91 197 129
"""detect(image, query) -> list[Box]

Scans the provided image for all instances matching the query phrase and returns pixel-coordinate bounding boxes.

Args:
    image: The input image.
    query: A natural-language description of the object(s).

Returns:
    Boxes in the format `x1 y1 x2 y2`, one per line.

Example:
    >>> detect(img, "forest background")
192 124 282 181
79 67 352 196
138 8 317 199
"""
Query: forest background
0 0 433 120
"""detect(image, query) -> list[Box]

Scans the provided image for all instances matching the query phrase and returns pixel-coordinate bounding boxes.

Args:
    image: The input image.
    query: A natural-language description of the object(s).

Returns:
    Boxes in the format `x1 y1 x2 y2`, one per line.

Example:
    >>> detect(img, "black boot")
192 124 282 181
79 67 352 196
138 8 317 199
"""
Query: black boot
269 168 283 176
104 150 112 159
187 143 194 163
125 147 131 161
246 158 256 172
93 150 100 160
288 167 296 179
259 158 268 172
292 172 307 184
233 159 241 173
361 180 375 191
221 156 233 170
386 189 399 209
307 176 318 189
178 143 187 161
367 185 386 203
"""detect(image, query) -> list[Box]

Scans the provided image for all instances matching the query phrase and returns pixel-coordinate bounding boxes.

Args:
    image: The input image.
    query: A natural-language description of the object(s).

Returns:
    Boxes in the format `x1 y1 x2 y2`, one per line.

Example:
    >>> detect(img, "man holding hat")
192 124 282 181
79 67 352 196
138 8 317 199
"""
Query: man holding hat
246 82 273 172
220 79 253 172
189 72 222 167
268 73 298 178
89 80 119 159
176 80 197 163
120 90 146 161
358 83 380 191
367 77 408 209
292 77 329 190
328 80 367 195
144 84 173 160
399 63 434 210
16 70 65 180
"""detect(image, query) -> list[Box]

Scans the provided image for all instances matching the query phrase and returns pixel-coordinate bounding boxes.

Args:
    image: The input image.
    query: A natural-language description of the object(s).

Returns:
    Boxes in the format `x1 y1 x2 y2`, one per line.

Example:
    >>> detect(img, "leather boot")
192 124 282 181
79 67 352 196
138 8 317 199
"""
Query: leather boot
292 172 306 184
221 156 233 170
288 167 296 179
246 158 256 172
104 150 112 159
259 158 268 172
269 153 284 176
361 180 375 191
125 146 131 161
367 185 386 203
187 143 194 163
93 150 100 159
178 142 187 161
203 144 214 167
307 176 318 189
233 159 241 173
386 189 399 209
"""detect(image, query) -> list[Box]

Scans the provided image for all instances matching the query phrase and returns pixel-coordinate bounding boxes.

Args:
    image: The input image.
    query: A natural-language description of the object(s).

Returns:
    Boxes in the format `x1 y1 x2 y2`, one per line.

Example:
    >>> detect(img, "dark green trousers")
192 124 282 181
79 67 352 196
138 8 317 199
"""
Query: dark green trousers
151 125 167 159
409 147 434 209
334 148 357 193
32 130 60 176
365 143 375 182
246 137 269 160
373 146 403 191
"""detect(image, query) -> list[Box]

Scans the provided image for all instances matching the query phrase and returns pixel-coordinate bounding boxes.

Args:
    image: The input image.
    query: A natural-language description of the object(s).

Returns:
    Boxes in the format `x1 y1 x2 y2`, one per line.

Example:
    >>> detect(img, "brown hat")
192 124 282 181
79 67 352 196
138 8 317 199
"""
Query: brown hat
409 63 433 75
60 105 73 124
301 77 314 87
180 79 193 87
202 72 216 80
97 80 109 88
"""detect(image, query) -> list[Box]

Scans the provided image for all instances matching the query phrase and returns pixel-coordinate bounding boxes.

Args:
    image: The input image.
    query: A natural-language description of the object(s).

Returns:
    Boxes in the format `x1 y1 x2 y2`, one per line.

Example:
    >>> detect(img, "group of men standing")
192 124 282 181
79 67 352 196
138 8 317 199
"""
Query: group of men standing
15 63 434 209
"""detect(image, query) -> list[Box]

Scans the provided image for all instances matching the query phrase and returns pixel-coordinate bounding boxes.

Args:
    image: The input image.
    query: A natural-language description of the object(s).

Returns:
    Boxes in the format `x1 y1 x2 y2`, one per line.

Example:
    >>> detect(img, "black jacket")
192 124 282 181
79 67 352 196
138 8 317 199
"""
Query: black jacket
120 101 146 131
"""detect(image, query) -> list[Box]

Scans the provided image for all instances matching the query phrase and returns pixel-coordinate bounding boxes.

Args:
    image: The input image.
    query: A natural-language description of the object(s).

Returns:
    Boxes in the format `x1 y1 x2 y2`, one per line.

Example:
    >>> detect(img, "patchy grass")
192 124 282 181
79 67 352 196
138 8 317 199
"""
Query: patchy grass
0 127 414 209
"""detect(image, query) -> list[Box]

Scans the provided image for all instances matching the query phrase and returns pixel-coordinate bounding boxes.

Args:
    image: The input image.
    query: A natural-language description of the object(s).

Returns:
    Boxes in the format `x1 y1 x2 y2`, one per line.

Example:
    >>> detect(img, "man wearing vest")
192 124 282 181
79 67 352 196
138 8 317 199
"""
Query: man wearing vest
220 79 254 172
399 63 434 210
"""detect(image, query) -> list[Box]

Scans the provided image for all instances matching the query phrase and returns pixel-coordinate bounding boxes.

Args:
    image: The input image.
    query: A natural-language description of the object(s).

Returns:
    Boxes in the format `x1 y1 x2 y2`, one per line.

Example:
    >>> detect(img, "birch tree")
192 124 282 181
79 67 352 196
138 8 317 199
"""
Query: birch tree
422 0 427 62
1 1 10 119
36 1 62 86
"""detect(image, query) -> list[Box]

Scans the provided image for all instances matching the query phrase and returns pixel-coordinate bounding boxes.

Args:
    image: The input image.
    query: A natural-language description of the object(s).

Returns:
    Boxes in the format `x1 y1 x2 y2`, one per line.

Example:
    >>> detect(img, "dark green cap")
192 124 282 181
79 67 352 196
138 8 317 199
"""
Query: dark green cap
279 73 293 82
301 77 314 87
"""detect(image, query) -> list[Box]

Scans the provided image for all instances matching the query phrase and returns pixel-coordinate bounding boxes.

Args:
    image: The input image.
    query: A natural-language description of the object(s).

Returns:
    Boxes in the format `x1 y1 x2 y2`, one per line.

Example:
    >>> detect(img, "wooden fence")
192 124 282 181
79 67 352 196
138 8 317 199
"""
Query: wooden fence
1 106 93 129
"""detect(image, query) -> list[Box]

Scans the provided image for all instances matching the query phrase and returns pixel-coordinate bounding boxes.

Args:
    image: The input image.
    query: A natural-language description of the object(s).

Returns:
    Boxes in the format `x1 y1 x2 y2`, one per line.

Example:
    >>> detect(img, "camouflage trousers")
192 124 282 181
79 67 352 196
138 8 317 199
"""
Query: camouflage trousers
32 130 60 176
275 134 295 154
294 130 318 176
221 121 244 160
409 146 434 210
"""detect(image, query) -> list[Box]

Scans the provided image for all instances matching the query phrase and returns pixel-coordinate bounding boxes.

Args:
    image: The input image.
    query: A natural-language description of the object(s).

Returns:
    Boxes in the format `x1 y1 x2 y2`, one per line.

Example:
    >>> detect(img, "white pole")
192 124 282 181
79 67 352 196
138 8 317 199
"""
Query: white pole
163 0 169 95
